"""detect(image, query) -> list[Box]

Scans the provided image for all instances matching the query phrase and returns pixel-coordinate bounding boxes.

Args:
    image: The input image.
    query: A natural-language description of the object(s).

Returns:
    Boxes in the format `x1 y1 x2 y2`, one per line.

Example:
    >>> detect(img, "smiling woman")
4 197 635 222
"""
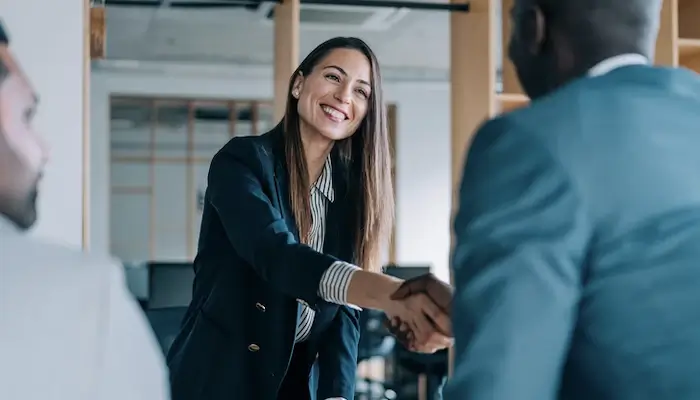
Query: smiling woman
166 36 453 400
283 37 391 271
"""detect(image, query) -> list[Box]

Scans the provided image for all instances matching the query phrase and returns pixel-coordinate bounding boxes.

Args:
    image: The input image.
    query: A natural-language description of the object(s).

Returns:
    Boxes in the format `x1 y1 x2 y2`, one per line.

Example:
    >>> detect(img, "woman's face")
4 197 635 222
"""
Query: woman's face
293 48 372 142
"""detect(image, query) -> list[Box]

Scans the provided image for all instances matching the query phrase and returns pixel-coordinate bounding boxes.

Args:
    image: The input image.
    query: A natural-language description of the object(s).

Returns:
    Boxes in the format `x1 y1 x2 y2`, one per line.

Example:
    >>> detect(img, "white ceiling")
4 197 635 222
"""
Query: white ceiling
104 1 503 76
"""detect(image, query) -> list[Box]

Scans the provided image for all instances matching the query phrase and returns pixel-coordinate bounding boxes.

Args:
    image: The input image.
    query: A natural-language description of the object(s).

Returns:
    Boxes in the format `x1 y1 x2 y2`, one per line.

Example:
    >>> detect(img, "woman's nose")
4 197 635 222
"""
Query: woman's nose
333 86 352 103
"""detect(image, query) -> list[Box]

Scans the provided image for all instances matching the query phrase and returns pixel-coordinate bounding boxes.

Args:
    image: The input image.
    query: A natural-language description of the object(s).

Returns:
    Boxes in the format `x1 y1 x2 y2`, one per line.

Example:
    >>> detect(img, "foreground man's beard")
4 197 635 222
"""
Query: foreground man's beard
0 182 39 231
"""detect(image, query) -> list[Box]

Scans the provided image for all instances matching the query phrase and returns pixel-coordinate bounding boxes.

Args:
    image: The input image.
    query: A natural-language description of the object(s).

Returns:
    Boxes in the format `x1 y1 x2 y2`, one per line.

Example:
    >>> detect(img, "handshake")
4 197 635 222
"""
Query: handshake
383 273 454 354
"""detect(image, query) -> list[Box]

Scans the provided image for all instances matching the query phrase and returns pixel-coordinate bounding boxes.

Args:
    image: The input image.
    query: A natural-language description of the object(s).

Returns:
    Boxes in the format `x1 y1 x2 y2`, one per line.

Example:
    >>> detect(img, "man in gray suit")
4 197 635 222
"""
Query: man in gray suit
445 0 700 399
0 21 169 400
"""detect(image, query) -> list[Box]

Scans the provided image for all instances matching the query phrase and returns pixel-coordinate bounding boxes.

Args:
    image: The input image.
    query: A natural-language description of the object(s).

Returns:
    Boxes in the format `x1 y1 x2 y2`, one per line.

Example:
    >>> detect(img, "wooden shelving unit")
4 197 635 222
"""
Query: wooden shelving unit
497 92 529 113
677 0 700 71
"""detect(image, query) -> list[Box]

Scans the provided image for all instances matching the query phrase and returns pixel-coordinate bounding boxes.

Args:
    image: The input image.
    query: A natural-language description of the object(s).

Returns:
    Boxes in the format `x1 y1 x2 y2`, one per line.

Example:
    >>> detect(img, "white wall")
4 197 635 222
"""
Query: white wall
91 65 452 282
2 0 86 247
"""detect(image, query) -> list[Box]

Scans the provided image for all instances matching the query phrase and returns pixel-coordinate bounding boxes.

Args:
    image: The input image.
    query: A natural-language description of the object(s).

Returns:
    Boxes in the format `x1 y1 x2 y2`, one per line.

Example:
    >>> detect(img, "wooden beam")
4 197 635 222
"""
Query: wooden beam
388 104 398 265
83 0 91 250
655 0 679 66
273 0 300 122
111 186 152 195
89 5 106 60
449 0 498 377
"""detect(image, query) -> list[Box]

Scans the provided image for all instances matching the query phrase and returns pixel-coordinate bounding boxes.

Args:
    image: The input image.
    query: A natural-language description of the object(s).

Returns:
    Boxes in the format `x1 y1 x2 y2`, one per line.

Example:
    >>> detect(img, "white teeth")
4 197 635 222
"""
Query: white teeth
321 105 345 120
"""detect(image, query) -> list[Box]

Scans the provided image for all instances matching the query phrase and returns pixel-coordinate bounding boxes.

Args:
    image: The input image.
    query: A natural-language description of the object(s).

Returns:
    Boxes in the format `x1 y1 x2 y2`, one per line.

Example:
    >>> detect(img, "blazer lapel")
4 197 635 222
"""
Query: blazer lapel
323 151 354 263
270 125 300 242
268 125 306 331
270 125 354 263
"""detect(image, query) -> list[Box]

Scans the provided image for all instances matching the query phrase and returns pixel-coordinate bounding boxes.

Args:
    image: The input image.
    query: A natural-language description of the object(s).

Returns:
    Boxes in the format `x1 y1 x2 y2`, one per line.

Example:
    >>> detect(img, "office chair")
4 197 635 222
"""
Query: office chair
355 309 397 400
394 348 448 400
145 306 188 355
144 262 194 355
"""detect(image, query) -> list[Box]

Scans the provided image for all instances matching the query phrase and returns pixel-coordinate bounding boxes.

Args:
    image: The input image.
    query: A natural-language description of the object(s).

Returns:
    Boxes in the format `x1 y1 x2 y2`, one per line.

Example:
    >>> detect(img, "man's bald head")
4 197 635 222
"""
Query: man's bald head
540 0 662 57
508 0 663 99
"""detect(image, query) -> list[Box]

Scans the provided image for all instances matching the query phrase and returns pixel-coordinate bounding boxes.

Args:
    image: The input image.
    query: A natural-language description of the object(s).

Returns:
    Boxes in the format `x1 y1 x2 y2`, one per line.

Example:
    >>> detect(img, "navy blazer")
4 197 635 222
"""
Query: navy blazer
167 124 361 400
446 65 700 400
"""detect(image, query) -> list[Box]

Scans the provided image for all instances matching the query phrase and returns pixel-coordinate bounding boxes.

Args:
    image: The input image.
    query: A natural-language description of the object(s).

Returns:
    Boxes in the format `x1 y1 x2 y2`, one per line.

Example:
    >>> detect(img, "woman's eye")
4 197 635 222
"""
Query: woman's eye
356 89 369 98
325 74 340 82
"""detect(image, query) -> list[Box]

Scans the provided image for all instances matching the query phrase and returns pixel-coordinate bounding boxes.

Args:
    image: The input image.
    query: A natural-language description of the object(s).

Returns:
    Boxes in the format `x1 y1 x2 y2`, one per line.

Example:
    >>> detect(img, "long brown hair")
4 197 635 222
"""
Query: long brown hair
282 37 393 273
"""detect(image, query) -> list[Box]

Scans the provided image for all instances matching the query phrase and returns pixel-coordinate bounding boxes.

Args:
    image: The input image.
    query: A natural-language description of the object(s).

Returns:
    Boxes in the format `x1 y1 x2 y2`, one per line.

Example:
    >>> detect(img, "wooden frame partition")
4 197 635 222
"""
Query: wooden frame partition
109 97 271 261
676 0 700 71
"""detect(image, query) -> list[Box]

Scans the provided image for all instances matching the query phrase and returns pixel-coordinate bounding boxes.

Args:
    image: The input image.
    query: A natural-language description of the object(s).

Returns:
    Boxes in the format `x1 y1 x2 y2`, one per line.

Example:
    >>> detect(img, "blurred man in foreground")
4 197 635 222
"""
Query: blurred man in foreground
447 0 700 399
0 20 170 400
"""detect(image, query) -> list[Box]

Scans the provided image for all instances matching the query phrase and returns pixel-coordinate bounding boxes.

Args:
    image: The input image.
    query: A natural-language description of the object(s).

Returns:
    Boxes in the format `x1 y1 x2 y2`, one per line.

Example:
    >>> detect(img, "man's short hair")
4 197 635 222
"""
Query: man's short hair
0 20 10 82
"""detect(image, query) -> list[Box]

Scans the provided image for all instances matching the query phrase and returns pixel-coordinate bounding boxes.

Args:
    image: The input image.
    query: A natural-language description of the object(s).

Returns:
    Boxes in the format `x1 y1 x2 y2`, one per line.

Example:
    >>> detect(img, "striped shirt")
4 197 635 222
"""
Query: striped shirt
295 156 362 343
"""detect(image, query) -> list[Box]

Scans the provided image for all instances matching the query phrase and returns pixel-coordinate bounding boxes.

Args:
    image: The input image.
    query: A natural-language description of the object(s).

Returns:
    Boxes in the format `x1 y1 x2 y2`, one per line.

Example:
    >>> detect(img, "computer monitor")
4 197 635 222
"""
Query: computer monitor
147 262 195 309
383 265 431 280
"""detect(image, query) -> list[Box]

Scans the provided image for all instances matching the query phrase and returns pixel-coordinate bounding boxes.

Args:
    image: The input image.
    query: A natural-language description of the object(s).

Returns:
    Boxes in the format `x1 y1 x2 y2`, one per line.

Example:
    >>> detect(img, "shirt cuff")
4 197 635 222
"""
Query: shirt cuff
318 261 362 310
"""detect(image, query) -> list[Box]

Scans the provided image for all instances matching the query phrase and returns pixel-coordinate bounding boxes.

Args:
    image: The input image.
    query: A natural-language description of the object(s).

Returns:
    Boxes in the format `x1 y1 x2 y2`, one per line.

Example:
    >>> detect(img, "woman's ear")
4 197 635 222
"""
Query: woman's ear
292 72 304 99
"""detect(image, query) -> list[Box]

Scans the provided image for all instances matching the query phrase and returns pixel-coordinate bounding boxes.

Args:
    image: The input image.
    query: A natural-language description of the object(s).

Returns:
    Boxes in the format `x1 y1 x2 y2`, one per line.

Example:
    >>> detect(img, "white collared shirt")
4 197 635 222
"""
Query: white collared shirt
587 53 649 77
0 215 170 400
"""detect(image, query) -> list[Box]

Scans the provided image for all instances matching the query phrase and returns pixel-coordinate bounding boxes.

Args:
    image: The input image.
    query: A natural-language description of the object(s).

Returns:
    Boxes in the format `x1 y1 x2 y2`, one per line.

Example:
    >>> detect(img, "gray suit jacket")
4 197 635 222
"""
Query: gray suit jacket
446 65 700 400
0 216 170 400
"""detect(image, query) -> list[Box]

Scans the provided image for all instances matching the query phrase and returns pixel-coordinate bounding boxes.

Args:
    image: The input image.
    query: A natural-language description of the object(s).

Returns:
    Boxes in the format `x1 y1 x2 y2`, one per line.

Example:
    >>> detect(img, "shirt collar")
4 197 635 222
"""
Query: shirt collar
587 53 649 77
312 155 335 203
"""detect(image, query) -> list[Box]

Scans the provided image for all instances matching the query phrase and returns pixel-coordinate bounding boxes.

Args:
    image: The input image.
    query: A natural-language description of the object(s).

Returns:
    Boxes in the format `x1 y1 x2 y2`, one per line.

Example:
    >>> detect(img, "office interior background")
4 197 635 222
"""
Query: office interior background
3 0 699 399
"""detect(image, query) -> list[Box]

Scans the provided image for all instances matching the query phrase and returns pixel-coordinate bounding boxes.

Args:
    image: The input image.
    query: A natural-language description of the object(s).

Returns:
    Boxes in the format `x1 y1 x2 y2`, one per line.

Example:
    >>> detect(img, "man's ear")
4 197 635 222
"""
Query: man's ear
520 6 547 54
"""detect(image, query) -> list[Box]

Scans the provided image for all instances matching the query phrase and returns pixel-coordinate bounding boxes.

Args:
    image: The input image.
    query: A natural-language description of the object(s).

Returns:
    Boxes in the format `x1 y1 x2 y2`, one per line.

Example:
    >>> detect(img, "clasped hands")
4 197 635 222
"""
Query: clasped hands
383 273 454 353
